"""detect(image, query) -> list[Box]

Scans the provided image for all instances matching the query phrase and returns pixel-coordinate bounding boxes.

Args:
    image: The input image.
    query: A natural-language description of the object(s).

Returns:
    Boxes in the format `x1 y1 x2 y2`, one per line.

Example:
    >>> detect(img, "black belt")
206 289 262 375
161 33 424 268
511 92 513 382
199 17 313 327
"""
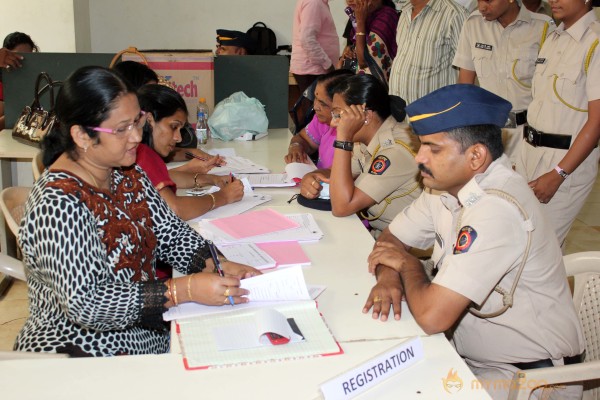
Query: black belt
524 126 571 150
505 110 528 128
511 352 585 370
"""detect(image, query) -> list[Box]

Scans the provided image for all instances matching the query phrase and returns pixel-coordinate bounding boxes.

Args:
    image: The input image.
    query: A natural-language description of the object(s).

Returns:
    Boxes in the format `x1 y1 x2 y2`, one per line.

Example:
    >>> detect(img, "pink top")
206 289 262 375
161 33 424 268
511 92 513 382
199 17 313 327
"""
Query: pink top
305 114 336 169
290 0 340 75
136 143 177 192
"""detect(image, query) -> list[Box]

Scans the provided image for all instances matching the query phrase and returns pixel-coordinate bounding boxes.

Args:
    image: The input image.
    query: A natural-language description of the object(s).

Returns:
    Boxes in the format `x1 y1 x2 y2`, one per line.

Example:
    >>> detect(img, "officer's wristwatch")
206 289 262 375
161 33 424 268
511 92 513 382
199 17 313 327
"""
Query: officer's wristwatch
333 140 354 151
554 165 569 179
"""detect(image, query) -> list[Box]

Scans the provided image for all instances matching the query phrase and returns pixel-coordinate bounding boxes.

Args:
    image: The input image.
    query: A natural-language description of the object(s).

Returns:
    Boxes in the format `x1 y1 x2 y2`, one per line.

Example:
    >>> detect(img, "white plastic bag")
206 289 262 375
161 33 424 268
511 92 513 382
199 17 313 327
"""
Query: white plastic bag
208 91 269 141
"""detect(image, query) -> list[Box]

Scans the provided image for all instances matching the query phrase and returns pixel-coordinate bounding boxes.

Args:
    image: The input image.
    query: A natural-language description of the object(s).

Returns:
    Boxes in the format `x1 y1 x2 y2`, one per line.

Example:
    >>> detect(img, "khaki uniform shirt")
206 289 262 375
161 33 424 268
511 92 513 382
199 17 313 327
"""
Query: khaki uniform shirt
517 11 600 243
389 156 584 364
352 116 422 234
453 8 553 163
453 7 553 111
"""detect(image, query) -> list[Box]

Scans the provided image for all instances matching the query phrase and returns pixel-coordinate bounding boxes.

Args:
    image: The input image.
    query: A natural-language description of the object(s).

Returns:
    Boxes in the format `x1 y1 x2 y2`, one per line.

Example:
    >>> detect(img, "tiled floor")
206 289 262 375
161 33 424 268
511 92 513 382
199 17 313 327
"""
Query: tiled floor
1 176 599 352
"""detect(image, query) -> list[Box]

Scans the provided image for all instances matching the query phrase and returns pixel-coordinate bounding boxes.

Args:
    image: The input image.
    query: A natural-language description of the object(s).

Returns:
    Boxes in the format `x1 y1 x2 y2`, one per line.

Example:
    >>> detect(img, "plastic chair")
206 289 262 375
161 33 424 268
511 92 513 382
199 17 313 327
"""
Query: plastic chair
0 186 31 239
31 151 44 181
507 251 600 400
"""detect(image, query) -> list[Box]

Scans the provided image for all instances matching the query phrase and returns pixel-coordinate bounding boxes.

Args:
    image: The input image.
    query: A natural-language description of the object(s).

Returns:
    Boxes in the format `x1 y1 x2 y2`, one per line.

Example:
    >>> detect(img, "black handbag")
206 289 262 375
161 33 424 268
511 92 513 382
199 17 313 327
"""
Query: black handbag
12 72 62 147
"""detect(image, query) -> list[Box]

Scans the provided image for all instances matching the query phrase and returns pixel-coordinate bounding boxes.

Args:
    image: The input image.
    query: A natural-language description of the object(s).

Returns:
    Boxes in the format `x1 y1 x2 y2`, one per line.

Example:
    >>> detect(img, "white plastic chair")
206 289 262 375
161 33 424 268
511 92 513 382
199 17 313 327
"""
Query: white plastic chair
508 251 600 400
0 186 32 240
0 187 32 285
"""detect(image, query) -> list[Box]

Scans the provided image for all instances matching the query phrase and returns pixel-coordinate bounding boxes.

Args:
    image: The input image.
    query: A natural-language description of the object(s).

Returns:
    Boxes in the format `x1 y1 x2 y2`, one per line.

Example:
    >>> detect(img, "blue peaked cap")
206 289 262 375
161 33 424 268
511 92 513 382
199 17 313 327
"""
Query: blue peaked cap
405 84 512 135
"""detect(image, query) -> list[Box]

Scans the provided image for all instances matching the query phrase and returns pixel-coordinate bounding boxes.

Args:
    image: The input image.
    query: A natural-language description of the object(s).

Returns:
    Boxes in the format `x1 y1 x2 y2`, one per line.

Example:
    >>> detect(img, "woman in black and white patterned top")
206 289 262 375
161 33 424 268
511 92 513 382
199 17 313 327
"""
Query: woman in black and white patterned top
14 66 259 357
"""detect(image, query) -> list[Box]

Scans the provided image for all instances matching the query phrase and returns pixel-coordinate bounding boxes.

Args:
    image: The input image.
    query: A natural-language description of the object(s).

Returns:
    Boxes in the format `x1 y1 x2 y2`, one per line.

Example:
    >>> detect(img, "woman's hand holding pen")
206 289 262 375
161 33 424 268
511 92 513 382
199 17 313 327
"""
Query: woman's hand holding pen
300 171 329 199
219 260 261 279
170 273 250 306
215 176 244 204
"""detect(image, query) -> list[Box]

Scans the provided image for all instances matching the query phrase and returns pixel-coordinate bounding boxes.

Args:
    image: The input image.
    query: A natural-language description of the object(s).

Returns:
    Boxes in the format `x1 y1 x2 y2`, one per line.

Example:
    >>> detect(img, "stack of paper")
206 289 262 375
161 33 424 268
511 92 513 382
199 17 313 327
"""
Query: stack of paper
218 242 311 270
186 178 272 222
235 161 318 188
196 210 324 245
209 155 270 175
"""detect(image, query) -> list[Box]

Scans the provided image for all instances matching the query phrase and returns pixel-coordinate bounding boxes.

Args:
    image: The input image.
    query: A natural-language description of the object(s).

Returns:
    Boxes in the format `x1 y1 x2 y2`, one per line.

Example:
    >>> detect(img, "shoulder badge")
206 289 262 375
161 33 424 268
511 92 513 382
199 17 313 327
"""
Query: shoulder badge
453 226 478 254
369 155 391 175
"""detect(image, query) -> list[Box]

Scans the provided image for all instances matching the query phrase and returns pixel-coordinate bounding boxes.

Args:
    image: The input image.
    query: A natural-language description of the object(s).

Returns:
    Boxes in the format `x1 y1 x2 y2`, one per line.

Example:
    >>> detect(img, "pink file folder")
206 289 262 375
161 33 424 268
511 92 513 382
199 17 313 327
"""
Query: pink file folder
209 208 300 239
257 242 311 268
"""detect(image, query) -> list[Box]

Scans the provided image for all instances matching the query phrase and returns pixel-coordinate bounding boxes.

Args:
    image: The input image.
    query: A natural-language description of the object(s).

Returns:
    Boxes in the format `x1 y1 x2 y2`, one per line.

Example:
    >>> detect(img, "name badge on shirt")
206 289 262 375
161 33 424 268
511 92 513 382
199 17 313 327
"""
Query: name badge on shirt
535 58 546 65
475 42 493 51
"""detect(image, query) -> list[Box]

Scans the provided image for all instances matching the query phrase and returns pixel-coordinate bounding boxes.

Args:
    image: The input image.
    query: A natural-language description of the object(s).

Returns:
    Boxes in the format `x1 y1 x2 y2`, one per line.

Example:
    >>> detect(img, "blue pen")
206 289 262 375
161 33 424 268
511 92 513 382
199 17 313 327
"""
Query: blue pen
208 241 234 306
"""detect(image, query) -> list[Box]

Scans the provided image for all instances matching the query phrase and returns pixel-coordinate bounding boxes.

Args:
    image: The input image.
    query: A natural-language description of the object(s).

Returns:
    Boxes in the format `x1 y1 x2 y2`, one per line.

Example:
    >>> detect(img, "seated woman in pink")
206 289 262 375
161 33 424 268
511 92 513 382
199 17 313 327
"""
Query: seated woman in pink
137 84 243 221
285 70 353 169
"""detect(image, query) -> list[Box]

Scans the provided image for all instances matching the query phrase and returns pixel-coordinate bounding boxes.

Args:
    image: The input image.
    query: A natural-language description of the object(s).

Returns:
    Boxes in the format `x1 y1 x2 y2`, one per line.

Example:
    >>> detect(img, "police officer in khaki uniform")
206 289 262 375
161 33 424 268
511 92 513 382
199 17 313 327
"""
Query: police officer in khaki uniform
365 84 584 400
301 74 421 237
516 0 600 245
453 0 554 166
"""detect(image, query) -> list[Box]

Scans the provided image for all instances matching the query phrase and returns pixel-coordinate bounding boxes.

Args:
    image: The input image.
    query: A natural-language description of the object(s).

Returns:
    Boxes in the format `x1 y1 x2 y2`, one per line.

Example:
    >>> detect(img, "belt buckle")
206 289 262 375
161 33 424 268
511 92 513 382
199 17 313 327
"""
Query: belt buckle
505 112 517 129
527 127 538 147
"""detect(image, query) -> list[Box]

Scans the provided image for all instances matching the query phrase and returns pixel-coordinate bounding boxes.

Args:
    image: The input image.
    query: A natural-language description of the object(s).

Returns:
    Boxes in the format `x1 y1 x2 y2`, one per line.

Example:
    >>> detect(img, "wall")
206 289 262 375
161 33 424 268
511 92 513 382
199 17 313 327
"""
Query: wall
85 0 352 53
0 0 75 52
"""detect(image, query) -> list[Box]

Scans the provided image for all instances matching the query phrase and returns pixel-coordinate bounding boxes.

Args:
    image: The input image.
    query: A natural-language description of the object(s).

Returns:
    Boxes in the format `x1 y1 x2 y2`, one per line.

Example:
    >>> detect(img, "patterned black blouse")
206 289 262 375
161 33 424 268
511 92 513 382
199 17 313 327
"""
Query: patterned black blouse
14 165 210 356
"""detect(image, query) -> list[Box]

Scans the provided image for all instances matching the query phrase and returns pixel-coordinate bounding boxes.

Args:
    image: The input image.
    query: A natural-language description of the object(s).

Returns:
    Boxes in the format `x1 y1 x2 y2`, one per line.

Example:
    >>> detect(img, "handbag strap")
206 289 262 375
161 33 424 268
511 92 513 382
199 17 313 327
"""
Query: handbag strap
109 46 149 68
32 72 58 110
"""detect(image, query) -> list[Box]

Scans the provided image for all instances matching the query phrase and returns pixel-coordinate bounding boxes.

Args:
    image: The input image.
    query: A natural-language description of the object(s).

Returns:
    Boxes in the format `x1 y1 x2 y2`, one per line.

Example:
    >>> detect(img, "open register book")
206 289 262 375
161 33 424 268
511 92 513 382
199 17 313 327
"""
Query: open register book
170 266 342 369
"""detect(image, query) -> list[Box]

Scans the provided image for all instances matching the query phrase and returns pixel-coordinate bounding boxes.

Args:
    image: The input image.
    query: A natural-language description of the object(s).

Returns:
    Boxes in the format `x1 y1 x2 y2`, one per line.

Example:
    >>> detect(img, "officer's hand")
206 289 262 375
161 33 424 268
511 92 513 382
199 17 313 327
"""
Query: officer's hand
300 172 328 199
529 170 564 204
363 266 403 321
367 241 409 274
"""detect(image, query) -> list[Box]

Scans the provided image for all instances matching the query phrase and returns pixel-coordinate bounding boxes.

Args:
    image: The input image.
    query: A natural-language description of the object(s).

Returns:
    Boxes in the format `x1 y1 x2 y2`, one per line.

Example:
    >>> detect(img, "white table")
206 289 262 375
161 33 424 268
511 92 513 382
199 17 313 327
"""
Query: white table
0 129 491 400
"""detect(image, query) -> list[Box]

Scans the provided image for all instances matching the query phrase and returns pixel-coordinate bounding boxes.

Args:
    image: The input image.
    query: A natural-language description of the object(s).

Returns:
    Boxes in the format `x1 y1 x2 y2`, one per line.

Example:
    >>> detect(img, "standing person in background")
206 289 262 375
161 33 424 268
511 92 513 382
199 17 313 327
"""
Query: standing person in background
453 0 554 166
338 0 399 83
516 0 600 246
388 0 467 104
290 0 340 94
0 32 38 130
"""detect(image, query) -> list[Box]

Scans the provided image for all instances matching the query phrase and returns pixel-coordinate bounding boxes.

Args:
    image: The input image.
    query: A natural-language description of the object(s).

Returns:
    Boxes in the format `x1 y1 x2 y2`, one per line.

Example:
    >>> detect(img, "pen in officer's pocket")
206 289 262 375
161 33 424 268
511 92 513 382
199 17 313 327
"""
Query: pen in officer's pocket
208 241 234 306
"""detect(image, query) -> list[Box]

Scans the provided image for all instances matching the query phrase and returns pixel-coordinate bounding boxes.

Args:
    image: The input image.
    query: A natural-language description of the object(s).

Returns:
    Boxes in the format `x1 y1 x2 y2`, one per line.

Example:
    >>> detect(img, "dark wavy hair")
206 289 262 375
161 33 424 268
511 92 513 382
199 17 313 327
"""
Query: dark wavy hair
137 84 188 150
316 69 354 99
41 66 134 167
112 61 159 91
331 74 406 122
3 32 39 52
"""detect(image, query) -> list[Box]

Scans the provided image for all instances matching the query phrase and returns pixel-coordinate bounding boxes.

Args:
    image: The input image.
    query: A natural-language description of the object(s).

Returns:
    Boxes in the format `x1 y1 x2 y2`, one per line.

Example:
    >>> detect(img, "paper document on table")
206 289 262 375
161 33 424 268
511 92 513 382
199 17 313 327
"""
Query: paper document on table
196 213 323 244
217 242 276 270
285 161 317 181
209 208 300 239
235 173 296 188
241 265 311 301
208 155 269 175
205 148 236 157
186 178 271 222
176 300 342 369
256 242 311 268
164 266 321 321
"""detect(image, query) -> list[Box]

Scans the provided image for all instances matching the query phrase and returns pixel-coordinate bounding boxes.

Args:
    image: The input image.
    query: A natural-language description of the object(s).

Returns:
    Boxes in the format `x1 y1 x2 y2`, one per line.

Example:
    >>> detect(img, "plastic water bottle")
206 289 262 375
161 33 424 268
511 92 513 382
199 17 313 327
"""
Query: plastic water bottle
195 97 209 146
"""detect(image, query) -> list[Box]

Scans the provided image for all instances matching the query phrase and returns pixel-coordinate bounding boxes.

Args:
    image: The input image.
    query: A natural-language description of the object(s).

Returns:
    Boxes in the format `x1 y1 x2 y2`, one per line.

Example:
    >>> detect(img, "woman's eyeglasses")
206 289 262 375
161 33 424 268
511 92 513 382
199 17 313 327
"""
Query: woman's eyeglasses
87 111 147 138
